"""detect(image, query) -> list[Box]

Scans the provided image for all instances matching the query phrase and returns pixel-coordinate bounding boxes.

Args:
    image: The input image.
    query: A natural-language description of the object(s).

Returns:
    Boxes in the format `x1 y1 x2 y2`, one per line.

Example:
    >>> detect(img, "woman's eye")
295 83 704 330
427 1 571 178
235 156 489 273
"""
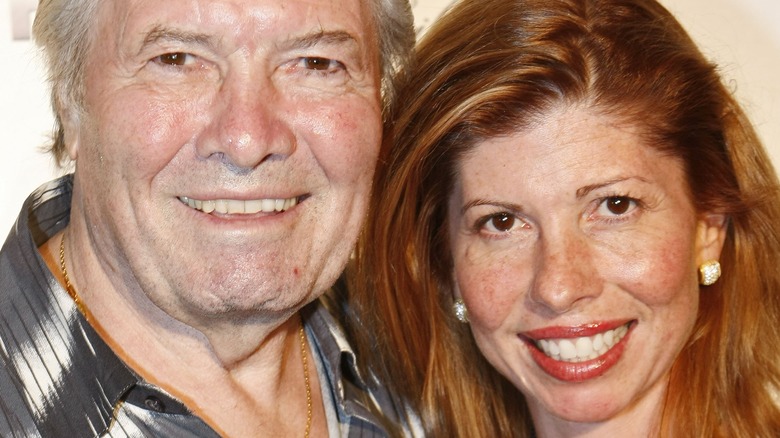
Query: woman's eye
480 212 523 233
490 213 515 231
598 196 637 216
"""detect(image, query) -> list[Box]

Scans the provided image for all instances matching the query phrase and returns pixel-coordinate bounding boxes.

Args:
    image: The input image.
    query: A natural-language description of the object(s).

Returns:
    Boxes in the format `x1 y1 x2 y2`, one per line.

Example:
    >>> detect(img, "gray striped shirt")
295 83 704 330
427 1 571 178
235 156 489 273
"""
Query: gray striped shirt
0 175 405 437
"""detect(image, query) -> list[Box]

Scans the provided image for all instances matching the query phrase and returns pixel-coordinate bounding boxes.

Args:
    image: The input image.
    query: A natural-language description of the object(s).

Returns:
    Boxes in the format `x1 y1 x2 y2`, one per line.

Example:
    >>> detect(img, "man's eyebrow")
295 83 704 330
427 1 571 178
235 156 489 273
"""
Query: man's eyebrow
140 25 218 51
280 29 359 51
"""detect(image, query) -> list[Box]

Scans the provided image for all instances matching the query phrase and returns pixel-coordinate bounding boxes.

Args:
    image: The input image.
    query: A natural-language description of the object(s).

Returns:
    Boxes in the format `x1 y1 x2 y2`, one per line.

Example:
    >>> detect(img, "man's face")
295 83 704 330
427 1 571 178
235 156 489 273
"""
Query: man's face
68 0 382 325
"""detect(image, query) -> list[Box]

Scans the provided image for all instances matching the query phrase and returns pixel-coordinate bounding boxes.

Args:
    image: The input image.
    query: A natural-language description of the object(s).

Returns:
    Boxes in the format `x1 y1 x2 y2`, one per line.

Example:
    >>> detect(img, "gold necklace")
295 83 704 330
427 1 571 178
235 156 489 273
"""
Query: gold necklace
60 234 313 436
59 234 89 320
299 317 313 438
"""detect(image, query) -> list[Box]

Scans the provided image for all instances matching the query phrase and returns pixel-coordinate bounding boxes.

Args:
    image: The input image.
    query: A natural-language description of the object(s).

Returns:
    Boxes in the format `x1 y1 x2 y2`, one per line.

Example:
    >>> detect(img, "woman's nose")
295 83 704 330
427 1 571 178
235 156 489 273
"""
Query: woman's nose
529 230 602 314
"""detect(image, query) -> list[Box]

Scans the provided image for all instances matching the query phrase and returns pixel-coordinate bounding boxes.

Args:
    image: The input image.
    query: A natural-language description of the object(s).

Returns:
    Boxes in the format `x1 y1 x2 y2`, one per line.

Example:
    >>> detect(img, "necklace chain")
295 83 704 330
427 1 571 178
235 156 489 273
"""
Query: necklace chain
59 234 313 437
299 316 313 438
59 234 88 320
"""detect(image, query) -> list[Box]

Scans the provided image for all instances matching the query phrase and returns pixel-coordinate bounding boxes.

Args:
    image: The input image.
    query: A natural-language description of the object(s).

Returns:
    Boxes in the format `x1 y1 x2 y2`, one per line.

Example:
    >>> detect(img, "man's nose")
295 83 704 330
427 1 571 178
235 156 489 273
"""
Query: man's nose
196 72 296 170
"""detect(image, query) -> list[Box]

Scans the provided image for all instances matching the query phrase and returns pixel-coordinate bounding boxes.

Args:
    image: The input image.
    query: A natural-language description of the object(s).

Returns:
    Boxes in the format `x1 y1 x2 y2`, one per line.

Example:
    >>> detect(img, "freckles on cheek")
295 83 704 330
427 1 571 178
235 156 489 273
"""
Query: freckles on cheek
459 274 519 332
649 260 695 305
615 242 695 306
457 250 522 332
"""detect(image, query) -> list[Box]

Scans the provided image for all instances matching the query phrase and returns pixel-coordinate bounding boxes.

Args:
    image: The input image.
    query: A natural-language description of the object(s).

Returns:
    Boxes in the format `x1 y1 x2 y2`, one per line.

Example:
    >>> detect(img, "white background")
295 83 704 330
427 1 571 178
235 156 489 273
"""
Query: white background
1 0 779 235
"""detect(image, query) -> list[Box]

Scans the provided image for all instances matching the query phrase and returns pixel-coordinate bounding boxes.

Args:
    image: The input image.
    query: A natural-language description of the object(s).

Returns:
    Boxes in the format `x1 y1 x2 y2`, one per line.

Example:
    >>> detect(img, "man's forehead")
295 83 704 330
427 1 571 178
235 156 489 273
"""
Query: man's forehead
103 0 377 49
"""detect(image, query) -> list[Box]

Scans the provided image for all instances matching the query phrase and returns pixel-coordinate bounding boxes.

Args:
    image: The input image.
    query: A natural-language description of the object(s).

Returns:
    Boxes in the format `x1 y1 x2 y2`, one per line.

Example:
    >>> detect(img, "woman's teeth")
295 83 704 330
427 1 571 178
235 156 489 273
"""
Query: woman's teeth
536 323 629 363
178 196 298 214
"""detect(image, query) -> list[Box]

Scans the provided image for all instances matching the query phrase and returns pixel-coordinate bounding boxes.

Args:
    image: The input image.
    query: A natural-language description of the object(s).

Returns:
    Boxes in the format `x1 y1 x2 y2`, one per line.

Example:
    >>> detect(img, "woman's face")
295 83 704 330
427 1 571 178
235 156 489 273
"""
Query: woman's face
447 104 725 431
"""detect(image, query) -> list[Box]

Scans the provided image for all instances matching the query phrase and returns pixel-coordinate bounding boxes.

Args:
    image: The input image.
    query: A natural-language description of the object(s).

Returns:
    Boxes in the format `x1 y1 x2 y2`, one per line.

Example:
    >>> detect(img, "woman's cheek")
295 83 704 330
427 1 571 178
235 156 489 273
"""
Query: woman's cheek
604 233 696 306
455 247 527 332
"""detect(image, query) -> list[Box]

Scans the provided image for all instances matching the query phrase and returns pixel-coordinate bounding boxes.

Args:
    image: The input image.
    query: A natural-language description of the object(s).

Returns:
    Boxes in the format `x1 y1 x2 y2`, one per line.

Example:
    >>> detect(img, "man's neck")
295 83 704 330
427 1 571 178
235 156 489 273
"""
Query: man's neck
39 230 327 437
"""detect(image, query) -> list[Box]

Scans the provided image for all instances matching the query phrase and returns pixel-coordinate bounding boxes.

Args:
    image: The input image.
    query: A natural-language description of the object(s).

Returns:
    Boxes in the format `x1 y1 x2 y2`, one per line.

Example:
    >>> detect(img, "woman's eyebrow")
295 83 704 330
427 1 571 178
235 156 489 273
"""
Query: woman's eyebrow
575 176 650 199
460 199 524 216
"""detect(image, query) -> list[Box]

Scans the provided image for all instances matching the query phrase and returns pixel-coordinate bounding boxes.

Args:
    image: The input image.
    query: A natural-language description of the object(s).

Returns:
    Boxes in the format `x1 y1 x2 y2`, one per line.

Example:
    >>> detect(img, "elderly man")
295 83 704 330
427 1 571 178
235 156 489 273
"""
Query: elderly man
0 0 414 436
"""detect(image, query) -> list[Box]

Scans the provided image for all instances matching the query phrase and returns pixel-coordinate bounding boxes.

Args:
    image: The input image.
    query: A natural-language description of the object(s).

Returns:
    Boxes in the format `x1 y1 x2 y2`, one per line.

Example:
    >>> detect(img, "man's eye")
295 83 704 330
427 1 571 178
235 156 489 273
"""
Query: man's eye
155 52 194 66
301 57 344 72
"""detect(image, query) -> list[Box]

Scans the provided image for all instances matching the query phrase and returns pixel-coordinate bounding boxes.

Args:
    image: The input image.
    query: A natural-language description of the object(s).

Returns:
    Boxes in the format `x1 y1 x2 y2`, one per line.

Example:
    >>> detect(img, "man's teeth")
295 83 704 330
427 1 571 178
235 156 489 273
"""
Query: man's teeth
178 196 298 214
536 324 629 363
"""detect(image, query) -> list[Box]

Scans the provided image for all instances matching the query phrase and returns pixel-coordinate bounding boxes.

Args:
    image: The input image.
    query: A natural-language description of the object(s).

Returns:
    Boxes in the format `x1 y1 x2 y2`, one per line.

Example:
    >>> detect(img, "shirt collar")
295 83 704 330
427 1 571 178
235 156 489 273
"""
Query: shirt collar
305 291 401 432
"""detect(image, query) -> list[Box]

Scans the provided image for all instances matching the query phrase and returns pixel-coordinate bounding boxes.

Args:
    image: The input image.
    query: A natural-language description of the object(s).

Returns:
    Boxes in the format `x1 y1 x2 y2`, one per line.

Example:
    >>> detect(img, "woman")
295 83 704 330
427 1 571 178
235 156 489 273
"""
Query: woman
348 0 780 436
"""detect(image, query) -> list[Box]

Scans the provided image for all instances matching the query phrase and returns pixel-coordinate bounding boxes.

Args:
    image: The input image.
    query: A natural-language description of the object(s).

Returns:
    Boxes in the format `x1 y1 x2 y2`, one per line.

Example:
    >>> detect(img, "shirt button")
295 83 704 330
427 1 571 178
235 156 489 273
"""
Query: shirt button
144 396 166 413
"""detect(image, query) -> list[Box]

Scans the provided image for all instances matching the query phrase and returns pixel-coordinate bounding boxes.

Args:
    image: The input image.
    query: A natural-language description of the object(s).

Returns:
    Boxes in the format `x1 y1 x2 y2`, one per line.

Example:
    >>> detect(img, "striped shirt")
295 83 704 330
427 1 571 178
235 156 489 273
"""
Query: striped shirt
0 175 409 437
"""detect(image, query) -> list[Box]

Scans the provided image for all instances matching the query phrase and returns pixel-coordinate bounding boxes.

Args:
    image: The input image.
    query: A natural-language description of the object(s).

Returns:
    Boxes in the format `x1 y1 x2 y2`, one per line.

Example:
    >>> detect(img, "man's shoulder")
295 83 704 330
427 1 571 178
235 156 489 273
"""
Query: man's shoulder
0 175 131 436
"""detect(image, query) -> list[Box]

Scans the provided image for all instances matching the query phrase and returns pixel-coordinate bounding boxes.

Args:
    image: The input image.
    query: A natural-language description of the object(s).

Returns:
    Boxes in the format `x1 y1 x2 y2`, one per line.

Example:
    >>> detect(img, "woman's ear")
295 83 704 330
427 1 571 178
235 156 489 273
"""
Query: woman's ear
695 213 728 264
451 277 461 301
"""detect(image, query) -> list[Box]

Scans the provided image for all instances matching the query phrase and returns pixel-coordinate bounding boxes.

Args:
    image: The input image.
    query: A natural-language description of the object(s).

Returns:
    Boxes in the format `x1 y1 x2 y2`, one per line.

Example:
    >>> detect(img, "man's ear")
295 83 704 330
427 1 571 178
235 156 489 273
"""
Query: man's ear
60 107 80 160
696 213 728 265
55 85 81 161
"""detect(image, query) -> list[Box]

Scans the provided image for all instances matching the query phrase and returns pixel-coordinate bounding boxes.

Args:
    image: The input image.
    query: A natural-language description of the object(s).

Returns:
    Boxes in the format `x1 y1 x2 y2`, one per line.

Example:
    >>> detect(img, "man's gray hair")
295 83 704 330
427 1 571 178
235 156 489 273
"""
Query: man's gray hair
32 0 415 166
